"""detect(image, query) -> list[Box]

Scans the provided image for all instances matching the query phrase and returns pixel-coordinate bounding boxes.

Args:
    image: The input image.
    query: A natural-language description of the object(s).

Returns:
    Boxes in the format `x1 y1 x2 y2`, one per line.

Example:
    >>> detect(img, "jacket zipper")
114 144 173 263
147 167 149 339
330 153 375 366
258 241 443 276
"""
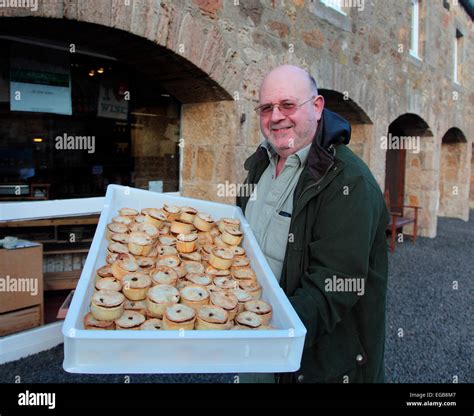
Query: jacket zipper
295 145 337 209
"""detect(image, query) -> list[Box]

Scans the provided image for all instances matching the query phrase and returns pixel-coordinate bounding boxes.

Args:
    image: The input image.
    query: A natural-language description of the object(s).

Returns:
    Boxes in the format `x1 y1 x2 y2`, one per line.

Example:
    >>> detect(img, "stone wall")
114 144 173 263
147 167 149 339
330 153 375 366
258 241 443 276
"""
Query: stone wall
1 0 473 237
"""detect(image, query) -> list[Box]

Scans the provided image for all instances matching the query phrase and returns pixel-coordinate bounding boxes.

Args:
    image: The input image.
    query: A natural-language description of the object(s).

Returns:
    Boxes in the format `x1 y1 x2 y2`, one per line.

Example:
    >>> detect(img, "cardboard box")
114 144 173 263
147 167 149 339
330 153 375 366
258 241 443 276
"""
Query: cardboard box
0 245 44 321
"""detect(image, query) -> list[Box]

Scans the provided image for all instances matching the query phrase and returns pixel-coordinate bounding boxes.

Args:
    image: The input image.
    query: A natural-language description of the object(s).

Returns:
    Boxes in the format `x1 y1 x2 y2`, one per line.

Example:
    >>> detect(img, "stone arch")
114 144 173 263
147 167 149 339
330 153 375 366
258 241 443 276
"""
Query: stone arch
384 113 436 237
438 128 470 220
319 89 373 165
0 13 244 202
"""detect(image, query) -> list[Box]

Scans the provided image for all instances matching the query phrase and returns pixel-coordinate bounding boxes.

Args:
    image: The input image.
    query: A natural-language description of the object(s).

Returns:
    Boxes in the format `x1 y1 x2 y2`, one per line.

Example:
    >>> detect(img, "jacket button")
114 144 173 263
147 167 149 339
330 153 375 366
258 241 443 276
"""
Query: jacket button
297 374 304 383
356 354 364 363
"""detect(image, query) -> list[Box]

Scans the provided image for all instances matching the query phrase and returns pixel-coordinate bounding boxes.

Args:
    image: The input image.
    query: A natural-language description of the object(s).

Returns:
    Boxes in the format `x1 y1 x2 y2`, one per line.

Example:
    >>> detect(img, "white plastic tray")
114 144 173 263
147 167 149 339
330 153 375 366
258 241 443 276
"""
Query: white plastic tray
63 185 306 374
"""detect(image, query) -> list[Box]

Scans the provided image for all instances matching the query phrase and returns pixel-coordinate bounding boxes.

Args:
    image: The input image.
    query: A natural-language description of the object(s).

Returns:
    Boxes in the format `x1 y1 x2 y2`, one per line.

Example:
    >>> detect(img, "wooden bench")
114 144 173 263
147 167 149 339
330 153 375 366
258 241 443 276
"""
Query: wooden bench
384 190 421 252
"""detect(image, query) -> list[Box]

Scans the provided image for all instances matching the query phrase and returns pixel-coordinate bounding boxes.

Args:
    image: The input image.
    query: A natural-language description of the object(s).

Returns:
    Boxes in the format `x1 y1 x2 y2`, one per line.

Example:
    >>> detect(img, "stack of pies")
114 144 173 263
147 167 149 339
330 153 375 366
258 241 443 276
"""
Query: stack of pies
85 204 276 331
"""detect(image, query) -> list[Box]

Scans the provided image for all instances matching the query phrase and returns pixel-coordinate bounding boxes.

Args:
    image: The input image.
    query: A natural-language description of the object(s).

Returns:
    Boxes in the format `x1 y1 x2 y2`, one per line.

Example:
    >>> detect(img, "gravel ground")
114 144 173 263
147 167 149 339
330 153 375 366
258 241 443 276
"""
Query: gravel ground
385 212 473 383
0 213 472 383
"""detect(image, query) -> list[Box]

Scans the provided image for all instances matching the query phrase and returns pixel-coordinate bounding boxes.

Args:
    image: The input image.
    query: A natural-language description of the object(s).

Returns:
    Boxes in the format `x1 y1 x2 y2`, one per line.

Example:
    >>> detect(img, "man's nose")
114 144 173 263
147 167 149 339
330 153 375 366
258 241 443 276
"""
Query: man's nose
270 105 286 123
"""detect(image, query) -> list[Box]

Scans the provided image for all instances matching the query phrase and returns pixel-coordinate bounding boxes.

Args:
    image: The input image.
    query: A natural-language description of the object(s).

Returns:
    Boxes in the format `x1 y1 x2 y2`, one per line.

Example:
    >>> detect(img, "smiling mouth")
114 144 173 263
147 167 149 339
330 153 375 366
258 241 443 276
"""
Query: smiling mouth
271 126 292 132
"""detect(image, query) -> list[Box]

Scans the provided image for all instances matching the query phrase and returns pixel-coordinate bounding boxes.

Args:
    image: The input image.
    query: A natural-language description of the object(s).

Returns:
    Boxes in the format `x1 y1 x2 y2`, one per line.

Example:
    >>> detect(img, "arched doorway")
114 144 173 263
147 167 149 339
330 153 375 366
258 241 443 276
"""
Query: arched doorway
0 17 235 202
319 89 373 164
384 114 434 236
438 128 469 220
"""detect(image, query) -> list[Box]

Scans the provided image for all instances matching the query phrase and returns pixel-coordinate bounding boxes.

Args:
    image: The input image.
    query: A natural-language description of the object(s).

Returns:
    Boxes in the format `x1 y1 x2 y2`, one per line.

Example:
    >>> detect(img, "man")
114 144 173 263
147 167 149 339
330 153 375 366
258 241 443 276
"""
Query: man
237 65 389 383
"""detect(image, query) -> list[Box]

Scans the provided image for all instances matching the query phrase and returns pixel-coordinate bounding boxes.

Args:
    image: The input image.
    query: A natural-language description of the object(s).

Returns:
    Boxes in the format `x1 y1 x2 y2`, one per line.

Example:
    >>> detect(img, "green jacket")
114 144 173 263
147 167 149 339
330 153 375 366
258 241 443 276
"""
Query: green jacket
237 109 389 383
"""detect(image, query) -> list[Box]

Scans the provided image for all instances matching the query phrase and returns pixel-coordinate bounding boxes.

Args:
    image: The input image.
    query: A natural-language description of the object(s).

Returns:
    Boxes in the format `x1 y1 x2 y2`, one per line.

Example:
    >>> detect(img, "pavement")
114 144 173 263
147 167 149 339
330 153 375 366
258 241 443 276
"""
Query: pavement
0 212 472 383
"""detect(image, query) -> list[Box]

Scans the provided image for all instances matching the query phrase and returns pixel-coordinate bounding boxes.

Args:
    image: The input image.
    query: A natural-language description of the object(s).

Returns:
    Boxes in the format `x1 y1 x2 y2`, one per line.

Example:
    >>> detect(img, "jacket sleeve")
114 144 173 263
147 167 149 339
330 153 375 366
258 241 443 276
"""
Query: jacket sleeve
289 175 385 349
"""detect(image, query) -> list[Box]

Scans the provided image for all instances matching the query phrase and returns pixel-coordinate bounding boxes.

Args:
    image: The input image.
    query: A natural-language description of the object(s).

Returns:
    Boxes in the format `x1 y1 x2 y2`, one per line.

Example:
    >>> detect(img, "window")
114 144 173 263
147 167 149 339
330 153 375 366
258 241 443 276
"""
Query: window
321 0 347 15
410 0 420 58
454 29 463 84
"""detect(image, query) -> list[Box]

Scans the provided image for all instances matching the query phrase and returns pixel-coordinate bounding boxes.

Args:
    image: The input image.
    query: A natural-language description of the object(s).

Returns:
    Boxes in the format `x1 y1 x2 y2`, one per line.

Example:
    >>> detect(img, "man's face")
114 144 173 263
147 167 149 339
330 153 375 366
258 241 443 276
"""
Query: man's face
258 70 324 159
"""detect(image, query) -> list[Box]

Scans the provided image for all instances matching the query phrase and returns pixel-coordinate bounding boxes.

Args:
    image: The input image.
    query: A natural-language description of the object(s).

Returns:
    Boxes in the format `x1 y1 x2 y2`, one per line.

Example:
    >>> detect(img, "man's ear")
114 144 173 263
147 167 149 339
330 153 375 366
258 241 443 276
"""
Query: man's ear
314 95 325 121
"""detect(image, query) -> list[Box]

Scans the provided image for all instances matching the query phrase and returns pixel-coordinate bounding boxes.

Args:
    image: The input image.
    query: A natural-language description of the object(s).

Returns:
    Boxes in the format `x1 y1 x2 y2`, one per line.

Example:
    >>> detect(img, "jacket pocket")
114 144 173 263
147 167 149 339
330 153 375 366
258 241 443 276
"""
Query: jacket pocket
300 322 368 383
262 210 291 262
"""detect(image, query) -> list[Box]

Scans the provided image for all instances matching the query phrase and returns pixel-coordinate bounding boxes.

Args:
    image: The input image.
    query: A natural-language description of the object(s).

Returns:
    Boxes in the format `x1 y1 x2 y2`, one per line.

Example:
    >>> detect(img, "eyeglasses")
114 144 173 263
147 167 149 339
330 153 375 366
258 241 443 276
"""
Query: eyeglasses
254 96 315 117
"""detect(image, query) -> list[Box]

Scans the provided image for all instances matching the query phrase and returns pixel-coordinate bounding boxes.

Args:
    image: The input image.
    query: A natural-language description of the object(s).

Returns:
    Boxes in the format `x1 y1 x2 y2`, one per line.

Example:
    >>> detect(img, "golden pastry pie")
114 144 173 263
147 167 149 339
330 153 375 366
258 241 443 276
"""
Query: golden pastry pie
193 213 214 232
163 303 196 330
135 256 155 270
172 264 187 279
235 311 262 329
91 290 125 321
197 232 214 246
230 288 254 313
208 247 234 270
83 312 115 330
213 235 231 248
180 250 202 262
230 245 246 258
209 226 221 238
106 222 129 239
132 222 160 239
195 305 231 330
112 215 134 226
106 252 119 265
142 208 167 228
95 277 122 292
158 245 178 256
205 265 231 277
207 284 225 294
232 267 256 281
107 241 129 255
119 207 139 217
158 234 176 246
170 220 195 235
115 310 146 330
160 224 170 235
150 266 178 286
200 244 214 262
146 284 180 318
140 318 163 330
209 290 239 320
156 254 181 268
128 231 154 256
185 273 212 287
182 260 205 275
180 285 210 308
176 233 198 253
231 257 251 270
213 276 239 290
218 218 240 233
111 253 139 280
238 279 262 300
244 300 272 325
122 272 152 300
95 264 114 281
179 206 198 223
163 204 182 221
221 226 243 246
124 299 147 315
110 232 130 244
133 214 147 224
